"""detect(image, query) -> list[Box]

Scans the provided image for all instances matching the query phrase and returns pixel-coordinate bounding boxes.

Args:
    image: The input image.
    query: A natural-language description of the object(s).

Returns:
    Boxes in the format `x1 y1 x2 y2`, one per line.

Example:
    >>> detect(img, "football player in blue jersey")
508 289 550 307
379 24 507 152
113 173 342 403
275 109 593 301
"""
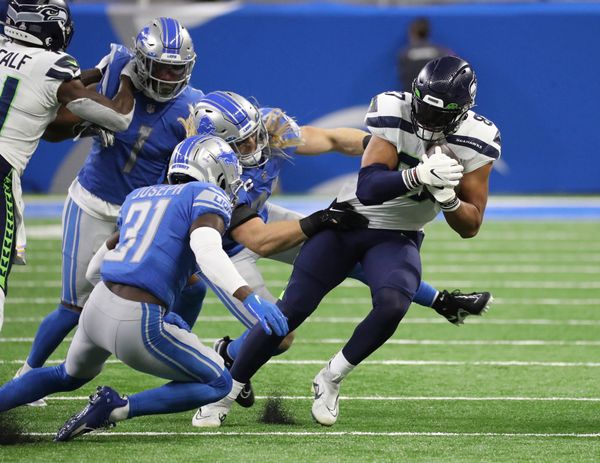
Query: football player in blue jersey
13 17 208 405
191 58 500 427
0 135 289 441
171 91 492 421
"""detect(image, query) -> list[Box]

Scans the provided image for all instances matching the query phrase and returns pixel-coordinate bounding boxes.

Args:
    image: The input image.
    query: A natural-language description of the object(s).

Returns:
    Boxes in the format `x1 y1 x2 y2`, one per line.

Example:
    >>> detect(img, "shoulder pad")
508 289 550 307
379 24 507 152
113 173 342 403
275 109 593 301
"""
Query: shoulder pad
46 53 80 81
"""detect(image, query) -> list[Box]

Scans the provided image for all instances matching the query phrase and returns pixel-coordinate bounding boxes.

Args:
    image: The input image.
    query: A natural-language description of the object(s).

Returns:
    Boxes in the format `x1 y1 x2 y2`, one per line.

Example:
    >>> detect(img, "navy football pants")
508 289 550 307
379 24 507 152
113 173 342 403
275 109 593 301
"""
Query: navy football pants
231 228 423 383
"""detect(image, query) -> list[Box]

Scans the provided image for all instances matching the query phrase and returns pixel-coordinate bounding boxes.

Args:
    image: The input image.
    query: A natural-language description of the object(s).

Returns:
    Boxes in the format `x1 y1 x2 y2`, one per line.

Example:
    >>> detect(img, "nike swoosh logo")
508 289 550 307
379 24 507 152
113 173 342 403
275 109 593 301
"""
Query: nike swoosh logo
313 383 323 400
430 169 444 181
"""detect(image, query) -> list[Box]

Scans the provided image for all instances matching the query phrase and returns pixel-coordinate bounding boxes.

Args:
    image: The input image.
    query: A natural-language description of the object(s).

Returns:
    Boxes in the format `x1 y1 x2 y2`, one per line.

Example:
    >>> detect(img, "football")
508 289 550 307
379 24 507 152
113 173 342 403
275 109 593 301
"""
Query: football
425 142 456 160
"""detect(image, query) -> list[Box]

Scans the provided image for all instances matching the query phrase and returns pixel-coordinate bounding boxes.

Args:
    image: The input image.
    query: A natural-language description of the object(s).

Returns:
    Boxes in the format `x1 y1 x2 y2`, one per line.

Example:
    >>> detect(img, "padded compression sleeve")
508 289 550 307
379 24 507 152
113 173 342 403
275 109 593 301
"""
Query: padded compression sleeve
85 241 109 285
356 163 415 206
190 227 248 296
65 97 134 132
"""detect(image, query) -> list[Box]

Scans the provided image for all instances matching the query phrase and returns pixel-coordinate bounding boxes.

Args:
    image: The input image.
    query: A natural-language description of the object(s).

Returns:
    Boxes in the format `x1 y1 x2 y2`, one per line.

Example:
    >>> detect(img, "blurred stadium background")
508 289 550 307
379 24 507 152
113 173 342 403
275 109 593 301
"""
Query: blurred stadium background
1 0 600 461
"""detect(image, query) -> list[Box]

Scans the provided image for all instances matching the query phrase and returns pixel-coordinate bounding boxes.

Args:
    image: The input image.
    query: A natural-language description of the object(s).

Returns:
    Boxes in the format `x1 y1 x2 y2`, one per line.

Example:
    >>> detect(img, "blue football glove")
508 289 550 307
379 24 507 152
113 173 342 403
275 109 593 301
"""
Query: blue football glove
163 311 191 332
243 293 289 337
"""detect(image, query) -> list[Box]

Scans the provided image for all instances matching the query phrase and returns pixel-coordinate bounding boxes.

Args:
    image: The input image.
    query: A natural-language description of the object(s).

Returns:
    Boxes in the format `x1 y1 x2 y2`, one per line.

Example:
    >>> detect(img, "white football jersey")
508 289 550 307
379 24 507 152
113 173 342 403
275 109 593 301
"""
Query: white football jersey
337 91 501 231
0 38 80 176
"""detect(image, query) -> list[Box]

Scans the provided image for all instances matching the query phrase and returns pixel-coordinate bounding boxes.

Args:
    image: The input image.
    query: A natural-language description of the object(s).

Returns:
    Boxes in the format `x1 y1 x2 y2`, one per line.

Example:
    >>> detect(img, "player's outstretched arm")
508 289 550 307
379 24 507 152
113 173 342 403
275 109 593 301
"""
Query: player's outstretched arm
190 214 288 336
56 72 135 133
296 126 367 156
439 162 493 239
230 203 368 257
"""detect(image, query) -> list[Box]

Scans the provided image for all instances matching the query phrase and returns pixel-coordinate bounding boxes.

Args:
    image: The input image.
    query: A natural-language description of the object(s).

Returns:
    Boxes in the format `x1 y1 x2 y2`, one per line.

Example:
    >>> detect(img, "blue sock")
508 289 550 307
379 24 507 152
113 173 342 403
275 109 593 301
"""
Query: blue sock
227 330 249 360
27 303 81 368
348 264 368 285
170 279 207 328
128 373 231 418
0 364 88 412
228 328 289 359
413 281 439 307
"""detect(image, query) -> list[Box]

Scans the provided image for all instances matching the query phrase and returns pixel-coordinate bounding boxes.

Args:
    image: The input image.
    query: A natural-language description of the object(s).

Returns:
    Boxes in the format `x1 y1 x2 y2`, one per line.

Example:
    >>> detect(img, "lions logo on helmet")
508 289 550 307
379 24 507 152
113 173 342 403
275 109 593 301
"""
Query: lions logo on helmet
411 56 477 142
133 17 196 103
193 91 270 168
167 135 244 205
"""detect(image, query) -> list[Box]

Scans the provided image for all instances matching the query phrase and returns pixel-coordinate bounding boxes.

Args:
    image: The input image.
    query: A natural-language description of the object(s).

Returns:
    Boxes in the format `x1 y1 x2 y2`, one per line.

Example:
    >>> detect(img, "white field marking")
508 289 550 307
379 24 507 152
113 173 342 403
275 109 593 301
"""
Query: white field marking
8 282 600 292
25 225 62 239
6 316 600 326
257 265 600 274
20 253 600 266
4 359 600 367
5 337 600 347
15 264 600 274
42 395 600 402
19 431 600 438
8 297 600 307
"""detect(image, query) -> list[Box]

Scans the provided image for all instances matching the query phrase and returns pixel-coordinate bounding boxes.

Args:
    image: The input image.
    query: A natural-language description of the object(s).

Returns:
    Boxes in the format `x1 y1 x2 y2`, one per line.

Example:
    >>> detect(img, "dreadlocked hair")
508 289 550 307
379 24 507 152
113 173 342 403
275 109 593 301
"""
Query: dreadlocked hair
263 108 304 150
178 104 198 138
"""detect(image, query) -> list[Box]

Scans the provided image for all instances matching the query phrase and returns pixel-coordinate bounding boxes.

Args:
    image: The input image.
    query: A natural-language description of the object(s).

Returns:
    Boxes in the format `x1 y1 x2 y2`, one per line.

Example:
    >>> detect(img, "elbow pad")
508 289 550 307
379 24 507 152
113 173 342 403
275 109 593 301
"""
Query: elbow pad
66 97 134 132
189 227 248 296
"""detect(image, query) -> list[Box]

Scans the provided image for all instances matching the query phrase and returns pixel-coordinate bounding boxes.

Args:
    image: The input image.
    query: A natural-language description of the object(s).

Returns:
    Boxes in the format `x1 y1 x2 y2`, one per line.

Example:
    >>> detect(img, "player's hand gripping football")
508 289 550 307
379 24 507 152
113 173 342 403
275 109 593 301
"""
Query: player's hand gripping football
415 146 463 188
243 293 289 336
299 201 369 237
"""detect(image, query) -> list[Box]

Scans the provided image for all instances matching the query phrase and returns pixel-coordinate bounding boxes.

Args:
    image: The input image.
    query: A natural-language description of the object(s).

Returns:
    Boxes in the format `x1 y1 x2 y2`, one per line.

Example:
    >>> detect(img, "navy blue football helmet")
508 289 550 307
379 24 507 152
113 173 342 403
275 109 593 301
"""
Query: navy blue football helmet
4 0 74 52
411 56 477 141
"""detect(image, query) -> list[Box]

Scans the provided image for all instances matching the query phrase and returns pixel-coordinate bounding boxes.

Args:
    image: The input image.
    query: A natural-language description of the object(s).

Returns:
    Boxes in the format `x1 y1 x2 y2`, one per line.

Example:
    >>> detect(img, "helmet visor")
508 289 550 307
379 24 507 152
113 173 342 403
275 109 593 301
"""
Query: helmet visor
412 98 462 133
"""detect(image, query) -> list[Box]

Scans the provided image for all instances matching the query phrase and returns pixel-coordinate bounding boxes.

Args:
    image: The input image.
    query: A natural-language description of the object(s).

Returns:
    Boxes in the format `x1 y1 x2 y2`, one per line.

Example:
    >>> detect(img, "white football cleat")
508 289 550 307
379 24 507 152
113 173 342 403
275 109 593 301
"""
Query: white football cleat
311 366 341 426
192 401 231 428
14 366 47 407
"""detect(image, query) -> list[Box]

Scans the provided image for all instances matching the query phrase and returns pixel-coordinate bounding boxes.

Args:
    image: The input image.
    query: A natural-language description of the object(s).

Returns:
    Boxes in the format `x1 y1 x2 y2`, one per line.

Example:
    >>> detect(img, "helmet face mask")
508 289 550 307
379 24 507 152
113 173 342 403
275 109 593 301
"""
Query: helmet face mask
411 56 476 142
134 17 196 103
168 135 244 206
4 0 74 52
193 91 270 168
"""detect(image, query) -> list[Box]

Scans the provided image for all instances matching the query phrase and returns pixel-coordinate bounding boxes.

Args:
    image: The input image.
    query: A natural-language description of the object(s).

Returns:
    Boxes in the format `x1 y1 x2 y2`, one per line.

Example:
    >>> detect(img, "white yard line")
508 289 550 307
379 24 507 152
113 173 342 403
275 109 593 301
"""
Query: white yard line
3 359 600 367
4 337 600 347
41 395 600 402
6 316 600 326
19 431 600 438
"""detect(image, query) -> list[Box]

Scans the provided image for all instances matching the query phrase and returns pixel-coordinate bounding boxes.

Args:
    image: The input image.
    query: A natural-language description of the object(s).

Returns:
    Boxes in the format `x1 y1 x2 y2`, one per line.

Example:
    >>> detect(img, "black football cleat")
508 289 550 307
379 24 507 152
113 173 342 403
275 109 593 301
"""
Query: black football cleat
214 336 255 408
432 290 493 326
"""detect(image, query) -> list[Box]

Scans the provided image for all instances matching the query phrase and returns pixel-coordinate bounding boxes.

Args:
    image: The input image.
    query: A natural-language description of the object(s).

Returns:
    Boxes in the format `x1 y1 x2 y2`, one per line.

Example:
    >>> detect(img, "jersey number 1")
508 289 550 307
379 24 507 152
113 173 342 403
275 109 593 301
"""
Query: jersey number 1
0 77 20 133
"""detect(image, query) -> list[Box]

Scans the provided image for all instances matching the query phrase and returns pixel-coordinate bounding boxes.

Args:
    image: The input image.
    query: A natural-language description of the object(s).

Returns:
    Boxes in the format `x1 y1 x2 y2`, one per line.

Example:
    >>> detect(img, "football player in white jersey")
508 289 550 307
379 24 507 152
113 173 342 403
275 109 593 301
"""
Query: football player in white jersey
0 0 135 331
194 56 501 427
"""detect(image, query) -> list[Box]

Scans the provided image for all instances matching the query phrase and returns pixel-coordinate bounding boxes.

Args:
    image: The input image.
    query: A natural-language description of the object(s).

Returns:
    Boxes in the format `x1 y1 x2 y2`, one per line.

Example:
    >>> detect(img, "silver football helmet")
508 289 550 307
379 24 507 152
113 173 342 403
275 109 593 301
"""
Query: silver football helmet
133 17 196 102
193 91 269 167
168 135 243 204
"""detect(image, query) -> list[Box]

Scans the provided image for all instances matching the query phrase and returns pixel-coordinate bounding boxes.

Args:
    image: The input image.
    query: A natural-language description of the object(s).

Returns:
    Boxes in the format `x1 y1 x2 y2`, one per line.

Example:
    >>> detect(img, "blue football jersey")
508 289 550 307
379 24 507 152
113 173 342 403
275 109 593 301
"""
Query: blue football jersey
222 107 300 256
101 182 232 308
77 44 204 206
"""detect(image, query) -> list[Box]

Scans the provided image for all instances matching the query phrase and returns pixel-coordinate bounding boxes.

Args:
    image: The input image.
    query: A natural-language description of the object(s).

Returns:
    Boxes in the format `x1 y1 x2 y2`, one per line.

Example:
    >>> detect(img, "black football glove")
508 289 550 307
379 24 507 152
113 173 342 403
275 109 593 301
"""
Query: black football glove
299 201 369 238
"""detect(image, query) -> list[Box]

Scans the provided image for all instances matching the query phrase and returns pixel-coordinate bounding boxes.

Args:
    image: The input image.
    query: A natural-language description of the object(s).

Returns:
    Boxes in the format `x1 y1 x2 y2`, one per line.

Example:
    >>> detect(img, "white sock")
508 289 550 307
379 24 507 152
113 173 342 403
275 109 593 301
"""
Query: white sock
0 290 4 333
327 351 355 382
220 379 244 407
19 361 33 375
109 400 130 422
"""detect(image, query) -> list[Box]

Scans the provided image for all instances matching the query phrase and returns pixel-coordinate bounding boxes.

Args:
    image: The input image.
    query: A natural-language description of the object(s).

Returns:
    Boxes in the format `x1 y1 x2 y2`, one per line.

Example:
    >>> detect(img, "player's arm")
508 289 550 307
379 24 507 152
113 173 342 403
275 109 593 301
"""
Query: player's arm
230 203 368 257
356 135 463 205
56 73 135 133
295 126 368 156
85 231 120 285
189 213 288 336
79 68 103 87
440 162 493 239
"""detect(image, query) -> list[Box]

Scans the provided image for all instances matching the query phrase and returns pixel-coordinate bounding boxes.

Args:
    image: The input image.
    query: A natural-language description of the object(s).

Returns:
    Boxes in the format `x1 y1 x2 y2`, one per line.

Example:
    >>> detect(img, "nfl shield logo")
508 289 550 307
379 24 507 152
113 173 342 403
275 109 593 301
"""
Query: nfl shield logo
146 104 155 114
